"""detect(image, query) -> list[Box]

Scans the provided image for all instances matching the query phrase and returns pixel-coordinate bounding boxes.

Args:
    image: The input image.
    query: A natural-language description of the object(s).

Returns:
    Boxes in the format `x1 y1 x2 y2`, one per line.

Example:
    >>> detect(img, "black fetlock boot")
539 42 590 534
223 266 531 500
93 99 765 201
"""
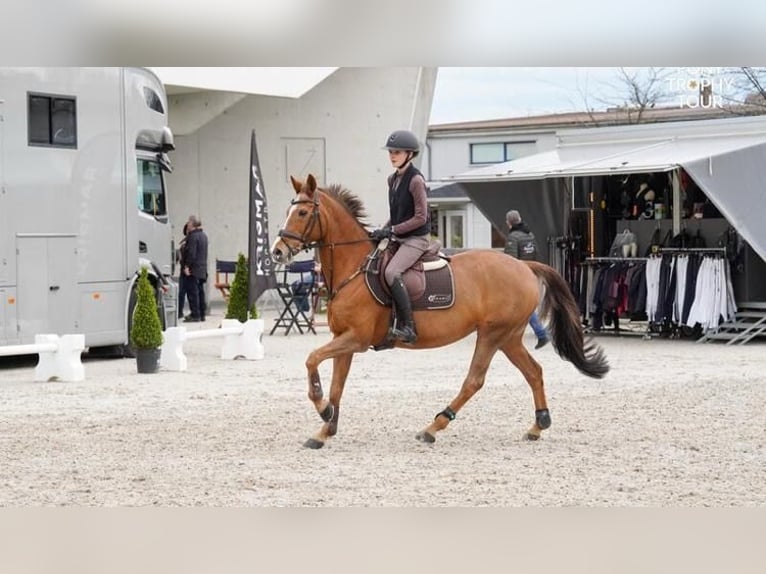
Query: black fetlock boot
389 275 417 343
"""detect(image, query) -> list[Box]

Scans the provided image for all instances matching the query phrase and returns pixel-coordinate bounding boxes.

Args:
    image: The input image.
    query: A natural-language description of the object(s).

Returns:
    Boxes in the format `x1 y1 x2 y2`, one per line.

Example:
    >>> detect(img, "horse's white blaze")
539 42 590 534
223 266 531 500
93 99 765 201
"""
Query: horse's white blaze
270 201 303 260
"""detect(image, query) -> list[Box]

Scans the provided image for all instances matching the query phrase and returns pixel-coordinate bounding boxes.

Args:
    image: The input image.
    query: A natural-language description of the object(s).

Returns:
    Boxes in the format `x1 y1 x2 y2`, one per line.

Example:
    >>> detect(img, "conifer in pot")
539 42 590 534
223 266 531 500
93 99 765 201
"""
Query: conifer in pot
131 267 164 372
225 253 259 322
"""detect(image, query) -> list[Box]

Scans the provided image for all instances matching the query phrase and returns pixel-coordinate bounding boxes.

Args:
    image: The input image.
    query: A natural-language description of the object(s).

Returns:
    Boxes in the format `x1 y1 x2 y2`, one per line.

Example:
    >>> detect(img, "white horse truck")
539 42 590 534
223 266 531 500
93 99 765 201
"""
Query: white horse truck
0 67 177 356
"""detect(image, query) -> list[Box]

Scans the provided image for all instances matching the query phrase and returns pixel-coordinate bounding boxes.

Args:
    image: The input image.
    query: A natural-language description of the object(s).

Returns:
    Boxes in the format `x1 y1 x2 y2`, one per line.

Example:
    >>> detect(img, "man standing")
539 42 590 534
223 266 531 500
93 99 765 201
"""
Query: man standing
182 215 209 322
504 209 549 349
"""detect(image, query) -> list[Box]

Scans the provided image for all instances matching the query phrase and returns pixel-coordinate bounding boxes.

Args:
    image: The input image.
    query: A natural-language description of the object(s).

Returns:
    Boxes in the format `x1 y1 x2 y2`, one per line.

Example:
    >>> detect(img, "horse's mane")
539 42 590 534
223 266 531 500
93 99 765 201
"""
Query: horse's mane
320 184 370 229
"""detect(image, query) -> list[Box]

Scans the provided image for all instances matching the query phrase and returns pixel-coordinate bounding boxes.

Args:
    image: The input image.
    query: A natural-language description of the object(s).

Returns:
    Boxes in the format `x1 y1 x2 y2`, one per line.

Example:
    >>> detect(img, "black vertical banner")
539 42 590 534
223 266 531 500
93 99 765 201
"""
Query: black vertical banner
248 130 277 308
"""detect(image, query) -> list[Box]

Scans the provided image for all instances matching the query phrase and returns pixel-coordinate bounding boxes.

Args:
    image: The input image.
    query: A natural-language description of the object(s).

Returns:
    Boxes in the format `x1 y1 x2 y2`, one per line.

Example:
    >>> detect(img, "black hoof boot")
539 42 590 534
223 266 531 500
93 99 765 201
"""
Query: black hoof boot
535 408 552 430
319 403 334 422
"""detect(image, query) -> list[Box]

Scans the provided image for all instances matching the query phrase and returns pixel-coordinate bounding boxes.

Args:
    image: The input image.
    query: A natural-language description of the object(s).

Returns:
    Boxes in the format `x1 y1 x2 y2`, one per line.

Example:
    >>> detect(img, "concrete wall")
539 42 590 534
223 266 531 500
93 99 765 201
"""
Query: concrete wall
165 67 436 297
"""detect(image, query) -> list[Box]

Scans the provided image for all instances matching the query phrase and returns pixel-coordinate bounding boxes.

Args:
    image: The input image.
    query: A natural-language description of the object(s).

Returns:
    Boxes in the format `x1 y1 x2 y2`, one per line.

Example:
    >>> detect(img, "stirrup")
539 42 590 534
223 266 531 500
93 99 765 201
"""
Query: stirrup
389 324 417 343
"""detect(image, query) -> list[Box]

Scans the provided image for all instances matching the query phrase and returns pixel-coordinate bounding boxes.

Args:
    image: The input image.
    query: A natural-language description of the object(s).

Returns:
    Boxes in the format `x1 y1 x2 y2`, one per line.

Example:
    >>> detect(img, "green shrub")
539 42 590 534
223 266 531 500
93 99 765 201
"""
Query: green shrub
225 253 259 322
130 267 164 349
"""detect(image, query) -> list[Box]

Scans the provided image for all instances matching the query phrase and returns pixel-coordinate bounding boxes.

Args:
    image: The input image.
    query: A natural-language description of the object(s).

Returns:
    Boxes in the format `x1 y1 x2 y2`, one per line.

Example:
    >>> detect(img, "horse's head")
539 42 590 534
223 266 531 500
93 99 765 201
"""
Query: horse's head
271 174 323 264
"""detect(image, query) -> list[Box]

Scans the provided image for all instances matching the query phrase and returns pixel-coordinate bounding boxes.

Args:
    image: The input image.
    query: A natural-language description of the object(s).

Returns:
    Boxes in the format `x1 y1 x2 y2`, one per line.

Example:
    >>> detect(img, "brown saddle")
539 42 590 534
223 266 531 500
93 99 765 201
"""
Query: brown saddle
363 239 455 310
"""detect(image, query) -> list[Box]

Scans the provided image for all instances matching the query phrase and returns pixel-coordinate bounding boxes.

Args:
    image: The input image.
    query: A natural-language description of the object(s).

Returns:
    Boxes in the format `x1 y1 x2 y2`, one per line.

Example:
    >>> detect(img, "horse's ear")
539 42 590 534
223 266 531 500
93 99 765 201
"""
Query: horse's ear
290 175 302 194
306 173 318 195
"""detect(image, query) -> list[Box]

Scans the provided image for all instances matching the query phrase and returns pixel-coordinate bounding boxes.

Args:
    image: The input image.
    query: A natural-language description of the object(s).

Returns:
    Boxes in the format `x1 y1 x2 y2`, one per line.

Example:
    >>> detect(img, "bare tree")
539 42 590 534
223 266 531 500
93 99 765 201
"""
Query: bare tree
575 67 675 126
613 67 674 122
573 67 766 124
720 67 766 112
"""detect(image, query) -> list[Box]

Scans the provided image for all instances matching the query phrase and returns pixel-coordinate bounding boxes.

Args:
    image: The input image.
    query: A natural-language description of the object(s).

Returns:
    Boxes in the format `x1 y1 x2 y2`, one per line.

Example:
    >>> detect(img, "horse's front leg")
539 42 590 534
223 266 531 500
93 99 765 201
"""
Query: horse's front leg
304 333 365 449
304 353 353 449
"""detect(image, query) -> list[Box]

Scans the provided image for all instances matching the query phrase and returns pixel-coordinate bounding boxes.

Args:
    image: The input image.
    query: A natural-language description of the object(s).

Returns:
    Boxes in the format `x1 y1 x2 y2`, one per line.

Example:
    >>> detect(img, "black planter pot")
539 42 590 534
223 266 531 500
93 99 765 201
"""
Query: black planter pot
135 347 161 374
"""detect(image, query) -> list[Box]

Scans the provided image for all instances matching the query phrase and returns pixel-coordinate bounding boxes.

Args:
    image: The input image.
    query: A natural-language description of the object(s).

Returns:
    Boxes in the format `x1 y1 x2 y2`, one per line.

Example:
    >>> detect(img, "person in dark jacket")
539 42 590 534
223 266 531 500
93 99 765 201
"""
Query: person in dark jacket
504 209 549 349
181 215 209 322
369 129 430 343
176 221 190 319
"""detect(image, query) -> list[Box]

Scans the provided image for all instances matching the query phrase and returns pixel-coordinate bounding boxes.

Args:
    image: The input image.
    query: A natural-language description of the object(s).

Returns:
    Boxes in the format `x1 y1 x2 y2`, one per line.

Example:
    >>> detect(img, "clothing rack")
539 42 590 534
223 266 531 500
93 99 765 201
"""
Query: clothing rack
583 257 649 263
644 245 737 338
580 256 653 339
656 247 726 254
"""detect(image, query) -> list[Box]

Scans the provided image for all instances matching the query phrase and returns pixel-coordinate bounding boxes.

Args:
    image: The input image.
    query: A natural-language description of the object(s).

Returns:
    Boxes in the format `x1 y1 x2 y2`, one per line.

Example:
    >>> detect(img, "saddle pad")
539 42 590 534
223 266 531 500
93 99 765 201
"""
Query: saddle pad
364 255 455 311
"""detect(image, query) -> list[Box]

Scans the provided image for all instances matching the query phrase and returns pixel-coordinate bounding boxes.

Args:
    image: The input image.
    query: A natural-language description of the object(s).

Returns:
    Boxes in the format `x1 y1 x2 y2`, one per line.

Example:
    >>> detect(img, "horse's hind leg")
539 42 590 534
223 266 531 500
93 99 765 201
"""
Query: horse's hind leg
500 338 550 440
415 332 500 444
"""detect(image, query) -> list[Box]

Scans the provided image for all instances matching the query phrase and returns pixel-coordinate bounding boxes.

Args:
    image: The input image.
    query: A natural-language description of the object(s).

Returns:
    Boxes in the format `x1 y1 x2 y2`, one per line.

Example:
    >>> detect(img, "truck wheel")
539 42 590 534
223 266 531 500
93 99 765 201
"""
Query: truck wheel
121 287 139 358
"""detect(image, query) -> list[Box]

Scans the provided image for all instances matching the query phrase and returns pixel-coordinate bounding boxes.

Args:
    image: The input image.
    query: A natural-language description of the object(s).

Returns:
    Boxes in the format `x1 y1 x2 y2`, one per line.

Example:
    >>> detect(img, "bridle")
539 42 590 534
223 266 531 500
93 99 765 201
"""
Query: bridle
277 195 323 258
276 193 375 300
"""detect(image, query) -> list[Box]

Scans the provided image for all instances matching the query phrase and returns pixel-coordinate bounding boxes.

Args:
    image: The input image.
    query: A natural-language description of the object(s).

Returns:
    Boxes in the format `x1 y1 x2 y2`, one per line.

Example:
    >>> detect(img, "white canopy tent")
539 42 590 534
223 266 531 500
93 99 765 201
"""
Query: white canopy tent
445 115 766 264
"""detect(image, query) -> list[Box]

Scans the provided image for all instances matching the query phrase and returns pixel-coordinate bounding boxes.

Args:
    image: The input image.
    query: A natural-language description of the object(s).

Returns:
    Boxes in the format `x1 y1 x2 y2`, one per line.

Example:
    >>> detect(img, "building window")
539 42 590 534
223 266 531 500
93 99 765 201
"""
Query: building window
470 143 504 164
504 141 538 160
28 94 77 148
470 140 537 164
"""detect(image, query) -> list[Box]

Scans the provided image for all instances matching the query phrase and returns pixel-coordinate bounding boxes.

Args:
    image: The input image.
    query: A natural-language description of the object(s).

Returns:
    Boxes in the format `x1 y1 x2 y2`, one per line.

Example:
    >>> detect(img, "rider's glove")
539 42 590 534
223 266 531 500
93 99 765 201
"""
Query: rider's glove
369 226 393 241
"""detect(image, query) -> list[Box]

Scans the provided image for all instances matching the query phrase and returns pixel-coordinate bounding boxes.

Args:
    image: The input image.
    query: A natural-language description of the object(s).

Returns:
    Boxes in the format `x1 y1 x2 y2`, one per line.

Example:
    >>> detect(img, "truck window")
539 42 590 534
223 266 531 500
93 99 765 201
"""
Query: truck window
143 87 165 114
136 159 167 217
28 93 77 148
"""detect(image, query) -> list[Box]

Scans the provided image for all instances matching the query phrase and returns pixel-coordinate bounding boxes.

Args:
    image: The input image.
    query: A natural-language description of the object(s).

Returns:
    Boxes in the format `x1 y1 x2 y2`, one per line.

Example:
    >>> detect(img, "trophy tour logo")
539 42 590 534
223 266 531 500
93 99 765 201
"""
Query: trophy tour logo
667 67 735 109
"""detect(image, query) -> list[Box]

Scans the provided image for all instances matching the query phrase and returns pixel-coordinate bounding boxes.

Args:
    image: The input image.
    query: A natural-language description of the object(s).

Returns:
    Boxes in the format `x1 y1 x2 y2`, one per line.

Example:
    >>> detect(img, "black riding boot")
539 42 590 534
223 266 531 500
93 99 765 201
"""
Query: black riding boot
389 275 417 343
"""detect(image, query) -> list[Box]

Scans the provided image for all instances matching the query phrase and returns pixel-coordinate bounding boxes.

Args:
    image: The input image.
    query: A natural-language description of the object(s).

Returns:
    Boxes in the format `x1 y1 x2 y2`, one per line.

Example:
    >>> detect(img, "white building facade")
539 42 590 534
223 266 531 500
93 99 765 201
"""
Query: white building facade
163 67 437 300
423 121 558 250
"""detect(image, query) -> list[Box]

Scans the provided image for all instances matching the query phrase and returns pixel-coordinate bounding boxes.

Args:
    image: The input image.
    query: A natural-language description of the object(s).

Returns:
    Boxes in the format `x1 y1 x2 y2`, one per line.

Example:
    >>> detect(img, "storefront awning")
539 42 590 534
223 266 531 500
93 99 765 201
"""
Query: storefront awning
446 134 766 181
444 118 766 263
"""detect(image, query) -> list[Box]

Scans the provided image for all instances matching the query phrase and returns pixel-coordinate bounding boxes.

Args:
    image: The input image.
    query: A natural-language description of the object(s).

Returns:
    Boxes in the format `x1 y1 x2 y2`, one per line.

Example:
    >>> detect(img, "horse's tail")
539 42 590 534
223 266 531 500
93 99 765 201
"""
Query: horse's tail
526 261 610 379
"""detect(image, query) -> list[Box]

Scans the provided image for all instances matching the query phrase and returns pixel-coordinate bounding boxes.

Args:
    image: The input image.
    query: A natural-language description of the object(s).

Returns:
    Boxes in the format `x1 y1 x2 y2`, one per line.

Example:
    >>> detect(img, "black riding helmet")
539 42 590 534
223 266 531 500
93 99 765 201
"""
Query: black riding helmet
383 129 420 157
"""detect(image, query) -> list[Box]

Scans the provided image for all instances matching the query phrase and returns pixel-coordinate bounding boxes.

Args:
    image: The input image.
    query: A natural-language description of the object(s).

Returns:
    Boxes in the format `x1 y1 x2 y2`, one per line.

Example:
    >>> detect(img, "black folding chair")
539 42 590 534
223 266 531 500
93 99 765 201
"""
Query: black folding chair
269 260 318 335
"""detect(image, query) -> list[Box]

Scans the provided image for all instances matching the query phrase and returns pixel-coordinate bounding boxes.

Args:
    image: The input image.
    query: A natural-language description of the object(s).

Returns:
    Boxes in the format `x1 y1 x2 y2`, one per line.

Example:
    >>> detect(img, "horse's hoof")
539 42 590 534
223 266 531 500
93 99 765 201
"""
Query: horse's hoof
304 438 325 449
524 432 541 441
319 403 334 422
415 431 435 443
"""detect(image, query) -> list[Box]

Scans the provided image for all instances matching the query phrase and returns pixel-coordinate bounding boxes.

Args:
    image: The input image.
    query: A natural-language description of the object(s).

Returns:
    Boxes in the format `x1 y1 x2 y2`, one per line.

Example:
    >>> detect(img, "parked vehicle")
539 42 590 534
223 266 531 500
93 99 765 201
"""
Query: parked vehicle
0 67 177 354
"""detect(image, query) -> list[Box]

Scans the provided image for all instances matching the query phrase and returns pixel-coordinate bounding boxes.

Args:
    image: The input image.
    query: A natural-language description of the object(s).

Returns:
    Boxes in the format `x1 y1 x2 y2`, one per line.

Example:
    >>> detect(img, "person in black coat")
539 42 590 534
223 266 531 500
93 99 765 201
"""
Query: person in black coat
503 209 549 349
181 215 209 322
176 222 190 319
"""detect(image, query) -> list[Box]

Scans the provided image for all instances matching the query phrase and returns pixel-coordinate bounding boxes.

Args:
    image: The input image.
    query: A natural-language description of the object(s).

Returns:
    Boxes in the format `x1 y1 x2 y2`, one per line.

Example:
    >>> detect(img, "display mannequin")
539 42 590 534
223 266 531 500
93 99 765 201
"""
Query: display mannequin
634 182 656 220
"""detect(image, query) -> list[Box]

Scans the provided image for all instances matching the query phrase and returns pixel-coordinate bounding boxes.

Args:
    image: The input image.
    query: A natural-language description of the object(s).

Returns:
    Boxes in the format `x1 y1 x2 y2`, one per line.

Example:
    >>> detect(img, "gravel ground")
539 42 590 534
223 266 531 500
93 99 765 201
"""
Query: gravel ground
1 304 764 507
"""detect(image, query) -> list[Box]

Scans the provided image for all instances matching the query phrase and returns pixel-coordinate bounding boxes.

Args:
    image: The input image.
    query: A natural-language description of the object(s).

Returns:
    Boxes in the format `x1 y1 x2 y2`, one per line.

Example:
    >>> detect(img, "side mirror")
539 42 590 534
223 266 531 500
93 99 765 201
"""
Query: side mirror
160 126 175 152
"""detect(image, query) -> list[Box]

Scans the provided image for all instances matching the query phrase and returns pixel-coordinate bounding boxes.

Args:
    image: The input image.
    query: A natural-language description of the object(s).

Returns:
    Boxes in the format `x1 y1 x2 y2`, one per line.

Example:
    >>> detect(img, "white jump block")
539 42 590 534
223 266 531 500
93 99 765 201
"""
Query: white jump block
160 318 265 372
34 334 86 382
0 334 85 382
219 318 265 361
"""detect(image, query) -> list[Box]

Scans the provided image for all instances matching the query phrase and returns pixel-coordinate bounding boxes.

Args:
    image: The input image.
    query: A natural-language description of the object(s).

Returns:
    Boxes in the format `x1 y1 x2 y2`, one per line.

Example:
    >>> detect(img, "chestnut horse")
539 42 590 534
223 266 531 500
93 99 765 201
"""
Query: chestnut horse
271 174 609 449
